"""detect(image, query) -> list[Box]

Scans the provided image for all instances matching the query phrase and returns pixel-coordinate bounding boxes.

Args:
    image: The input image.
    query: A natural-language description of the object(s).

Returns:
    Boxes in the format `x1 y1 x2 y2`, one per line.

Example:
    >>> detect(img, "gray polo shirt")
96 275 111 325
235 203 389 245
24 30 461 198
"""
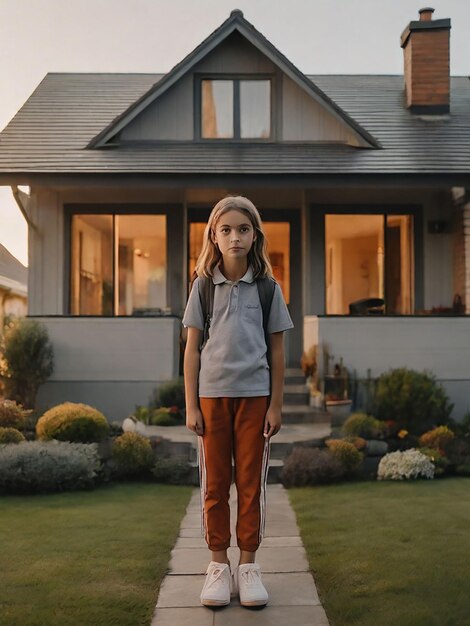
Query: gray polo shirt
182 263 294 397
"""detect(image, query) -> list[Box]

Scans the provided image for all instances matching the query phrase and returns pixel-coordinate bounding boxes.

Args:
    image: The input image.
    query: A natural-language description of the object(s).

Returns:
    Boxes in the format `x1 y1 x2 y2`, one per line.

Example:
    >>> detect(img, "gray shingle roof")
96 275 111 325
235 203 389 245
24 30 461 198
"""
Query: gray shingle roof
0 72 469 175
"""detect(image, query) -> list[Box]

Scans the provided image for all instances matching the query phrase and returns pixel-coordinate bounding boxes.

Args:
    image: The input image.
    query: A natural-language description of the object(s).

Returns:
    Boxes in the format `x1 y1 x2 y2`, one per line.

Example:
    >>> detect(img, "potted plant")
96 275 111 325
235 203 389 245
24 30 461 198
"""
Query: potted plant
301 344 323 407
324 357 352 425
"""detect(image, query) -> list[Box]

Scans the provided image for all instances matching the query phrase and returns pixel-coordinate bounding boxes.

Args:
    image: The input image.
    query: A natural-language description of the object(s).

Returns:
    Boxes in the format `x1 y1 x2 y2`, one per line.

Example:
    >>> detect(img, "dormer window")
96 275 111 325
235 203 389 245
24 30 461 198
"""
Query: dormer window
199 77 271 140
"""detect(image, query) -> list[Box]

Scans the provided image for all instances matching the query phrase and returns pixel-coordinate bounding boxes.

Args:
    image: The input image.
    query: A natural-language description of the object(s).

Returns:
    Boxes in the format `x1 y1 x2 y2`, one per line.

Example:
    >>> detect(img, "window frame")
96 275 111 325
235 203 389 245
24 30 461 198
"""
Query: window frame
309 203 424 316
64 204 177 316
194 74 275 142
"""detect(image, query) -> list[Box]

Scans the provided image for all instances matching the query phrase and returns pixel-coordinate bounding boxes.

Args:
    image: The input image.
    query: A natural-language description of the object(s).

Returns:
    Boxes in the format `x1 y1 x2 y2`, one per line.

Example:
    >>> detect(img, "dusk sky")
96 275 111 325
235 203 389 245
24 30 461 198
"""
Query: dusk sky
0 0 469 267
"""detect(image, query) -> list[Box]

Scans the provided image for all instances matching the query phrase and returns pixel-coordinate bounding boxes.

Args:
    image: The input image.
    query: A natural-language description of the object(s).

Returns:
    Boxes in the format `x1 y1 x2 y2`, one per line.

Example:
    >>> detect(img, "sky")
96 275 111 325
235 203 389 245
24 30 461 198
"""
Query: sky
0 0 469 267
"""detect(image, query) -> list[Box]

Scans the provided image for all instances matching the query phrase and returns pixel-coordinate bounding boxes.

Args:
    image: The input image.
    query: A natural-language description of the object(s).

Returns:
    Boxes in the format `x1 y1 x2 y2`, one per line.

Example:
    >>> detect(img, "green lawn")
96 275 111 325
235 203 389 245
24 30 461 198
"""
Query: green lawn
0 482 193 626
288 477 470 626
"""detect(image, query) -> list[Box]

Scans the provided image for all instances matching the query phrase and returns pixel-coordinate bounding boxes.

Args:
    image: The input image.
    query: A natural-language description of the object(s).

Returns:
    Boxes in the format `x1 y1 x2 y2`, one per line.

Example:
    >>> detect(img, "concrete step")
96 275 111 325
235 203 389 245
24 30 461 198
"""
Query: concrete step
284 383 309 393
281 405 332 424
284 367 306 385
284 382 310 405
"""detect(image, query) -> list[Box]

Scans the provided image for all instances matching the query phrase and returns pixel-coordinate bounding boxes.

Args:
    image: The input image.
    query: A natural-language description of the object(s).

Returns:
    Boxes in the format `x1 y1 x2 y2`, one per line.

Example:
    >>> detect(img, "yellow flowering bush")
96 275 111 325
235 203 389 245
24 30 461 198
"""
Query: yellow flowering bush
419 425 455 451
0 426 26 444
325 439 364 475
36 402 109 443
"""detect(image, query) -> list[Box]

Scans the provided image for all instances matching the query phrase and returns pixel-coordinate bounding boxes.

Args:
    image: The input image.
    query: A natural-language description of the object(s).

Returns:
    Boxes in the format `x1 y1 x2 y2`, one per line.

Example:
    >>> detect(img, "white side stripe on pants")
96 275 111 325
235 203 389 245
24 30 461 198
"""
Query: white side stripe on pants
258 436 271 544
197 435 208 542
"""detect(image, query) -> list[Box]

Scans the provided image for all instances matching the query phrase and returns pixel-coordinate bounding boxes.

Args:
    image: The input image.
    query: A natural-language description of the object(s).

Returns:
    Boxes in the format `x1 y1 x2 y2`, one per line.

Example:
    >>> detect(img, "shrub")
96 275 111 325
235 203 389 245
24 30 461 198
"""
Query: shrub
442 437 470 476
418 447 449 477
373 368 454 435
152 377 185 409
0 427 26 444
377 448 435 480
281 446 344 487
111 432 154 479
0 318 54 408
134 405 152 424
0 399 32 429
36 402 109 443
341 412 385 439
0 440 101 494
325 439 364 475
419 425 455 451
149 408 179 426
152 456 193 484
341 435 367 451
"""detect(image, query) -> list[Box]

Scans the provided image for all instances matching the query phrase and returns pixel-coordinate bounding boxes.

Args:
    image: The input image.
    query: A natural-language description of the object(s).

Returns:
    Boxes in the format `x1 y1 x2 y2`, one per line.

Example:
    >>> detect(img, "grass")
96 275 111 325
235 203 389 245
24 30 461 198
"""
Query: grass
0 481 193 626
287 476 470 626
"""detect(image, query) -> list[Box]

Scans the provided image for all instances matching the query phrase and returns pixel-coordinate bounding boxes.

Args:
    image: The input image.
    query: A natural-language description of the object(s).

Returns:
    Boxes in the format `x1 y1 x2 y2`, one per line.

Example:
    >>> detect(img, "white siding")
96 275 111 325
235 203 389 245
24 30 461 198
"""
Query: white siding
29 189 64 315
34 317 179 382
282 74 365 145
34 317 181 420
120 76 194 141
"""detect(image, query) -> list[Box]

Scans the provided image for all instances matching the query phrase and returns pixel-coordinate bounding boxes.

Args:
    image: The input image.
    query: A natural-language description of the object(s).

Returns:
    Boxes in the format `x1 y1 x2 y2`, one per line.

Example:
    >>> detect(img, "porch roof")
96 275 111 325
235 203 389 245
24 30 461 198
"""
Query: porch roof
0 73 470 176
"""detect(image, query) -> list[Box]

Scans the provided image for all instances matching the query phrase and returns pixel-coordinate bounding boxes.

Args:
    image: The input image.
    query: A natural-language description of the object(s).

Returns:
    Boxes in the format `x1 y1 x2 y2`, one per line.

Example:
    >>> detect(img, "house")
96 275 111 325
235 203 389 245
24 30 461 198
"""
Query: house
0 7 469 421
0 243 27 333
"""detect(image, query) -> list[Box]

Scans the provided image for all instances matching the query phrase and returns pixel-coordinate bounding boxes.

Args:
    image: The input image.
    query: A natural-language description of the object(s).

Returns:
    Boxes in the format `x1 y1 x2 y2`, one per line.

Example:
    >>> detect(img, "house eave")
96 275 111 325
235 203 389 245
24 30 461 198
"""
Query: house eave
2 171 470 189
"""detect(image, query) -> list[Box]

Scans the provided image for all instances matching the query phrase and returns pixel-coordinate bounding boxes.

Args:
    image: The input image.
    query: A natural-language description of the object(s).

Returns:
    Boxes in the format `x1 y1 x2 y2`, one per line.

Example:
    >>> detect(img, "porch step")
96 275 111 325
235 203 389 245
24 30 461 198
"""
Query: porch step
284 367 306 385
284 382 310 405
281 404 331 424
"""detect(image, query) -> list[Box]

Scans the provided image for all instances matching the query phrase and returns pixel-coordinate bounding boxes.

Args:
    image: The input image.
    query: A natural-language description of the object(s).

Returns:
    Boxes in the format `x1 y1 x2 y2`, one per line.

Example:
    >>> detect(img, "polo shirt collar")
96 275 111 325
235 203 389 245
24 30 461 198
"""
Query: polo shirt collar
213 262 254 284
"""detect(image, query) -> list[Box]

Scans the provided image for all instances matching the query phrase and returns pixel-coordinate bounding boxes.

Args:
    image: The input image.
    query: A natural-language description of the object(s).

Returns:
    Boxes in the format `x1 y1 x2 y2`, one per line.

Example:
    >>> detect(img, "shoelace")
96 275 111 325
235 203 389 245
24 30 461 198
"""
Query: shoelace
206 565 227 590
240 566 261 586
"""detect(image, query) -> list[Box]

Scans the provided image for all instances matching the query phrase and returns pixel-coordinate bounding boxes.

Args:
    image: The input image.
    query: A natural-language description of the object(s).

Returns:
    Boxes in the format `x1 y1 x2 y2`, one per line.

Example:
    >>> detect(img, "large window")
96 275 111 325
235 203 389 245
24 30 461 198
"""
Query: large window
201 78 271 140
71 213 167 315
325 214 414 314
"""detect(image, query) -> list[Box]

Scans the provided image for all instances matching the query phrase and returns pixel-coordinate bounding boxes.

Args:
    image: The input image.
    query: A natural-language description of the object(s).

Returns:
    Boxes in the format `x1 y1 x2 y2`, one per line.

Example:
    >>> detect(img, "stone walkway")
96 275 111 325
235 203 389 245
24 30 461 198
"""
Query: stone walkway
151 482 331 625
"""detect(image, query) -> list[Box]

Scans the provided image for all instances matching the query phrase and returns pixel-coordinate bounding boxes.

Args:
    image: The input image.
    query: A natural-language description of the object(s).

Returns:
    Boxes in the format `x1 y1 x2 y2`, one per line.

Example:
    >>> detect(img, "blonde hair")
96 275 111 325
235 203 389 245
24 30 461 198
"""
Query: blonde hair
194 195 274 280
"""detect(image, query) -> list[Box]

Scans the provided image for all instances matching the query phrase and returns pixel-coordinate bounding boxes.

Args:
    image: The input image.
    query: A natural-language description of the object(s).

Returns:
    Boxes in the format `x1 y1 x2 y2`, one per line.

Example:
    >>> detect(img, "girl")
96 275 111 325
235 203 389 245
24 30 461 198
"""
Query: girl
182 195 294 608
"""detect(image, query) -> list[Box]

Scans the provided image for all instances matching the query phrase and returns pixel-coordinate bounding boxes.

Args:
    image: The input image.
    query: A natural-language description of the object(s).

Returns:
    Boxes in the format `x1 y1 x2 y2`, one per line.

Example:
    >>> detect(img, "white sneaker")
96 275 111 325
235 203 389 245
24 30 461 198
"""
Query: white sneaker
235 562 269 607
200 561 233 606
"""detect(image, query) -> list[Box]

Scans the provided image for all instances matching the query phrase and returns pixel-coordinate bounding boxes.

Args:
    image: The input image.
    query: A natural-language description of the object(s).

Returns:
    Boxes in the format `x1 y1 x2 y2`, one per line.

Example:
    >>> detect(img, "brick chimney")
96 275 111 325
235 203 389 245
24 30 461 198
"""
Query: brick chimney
400 7 451 114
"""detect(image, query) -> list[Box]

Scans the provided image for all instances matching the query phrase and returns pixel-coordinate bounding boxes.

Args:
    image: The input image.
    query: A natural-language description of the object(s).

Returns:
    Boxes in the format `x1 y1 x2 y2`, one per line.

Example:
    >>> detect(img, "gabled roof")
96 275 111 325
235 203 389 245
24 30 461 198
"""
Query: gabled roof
1 74 470 177
88 9 379 149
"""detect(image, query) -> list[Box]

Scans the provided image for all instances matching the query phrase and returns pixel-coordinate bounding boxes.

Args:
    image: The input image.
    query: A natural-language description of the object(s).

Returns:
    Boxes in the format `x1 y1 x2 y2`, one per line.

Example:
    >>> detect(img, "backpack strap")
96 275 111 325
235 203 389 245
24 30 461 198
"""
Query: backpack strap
256 276 277 375
197 275 215 352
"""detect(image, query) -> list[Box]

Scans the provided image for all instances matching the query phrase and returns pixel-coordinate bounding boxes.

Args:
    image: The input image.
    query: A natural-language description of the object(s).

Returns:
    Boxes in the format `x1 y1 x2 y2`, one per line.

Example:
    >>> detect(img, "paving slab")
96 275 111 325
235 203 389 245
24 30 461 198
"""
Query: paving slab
151 607 213 625
213 605 330 625
157 572 321 608
174 535 303 549
151 481 330 625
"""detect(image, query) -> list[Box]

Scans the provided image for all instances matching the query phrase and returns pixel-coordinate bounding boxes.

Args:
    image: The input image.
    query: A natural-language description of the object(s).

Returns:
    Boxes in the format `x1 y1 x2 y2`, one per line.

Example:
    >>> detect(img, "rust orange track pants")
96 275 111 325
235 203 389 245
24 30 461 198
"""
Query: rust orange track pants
196 396 271 552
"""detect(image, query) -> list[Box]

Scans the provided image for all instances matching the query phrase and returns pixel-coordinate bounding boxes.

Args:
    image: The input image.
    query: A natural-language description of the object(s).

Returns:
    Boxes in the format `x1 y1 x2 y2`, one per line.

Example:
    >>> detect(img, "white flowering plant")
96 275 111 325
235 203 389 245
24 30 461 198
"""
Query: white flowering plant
377 448 435 481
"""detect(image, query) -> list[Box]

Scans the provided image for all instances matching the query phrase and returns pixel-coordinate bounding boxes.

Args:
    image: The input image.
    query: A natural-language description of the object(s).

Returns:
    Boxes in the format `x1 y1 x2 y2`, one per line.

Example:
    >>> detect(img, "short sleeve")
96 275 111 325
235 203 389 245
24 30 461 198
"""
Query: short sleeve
182 277 204 330
267 282 294 334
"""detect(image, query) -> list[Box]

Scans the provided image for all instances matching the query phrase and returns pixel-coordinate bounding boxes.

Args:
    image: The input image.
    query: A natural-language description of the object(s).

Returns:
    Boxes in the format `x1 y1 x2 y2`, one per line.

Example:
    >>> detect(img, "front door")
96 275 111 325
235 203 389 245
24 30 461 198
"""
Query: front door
187 207 301 368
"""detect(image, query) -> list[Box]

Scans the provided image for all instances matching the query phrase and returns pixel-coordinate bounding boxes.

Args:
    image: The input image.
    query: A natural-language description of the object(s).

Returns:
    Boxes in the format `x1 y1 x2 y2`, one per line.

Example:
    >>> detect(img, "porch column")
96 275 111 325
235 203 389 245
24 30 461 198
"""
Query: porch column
465 201 470 314
452 188 470 314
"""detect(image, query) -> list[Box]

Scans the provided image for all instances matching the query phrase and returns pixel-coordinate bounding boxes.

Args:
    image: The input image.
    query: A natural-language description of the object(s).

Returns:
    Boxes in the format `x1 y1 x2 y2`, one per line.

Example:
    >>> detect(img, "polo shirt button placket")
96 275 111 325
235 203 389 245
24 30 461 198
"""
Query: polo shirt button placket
234 284 239 311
